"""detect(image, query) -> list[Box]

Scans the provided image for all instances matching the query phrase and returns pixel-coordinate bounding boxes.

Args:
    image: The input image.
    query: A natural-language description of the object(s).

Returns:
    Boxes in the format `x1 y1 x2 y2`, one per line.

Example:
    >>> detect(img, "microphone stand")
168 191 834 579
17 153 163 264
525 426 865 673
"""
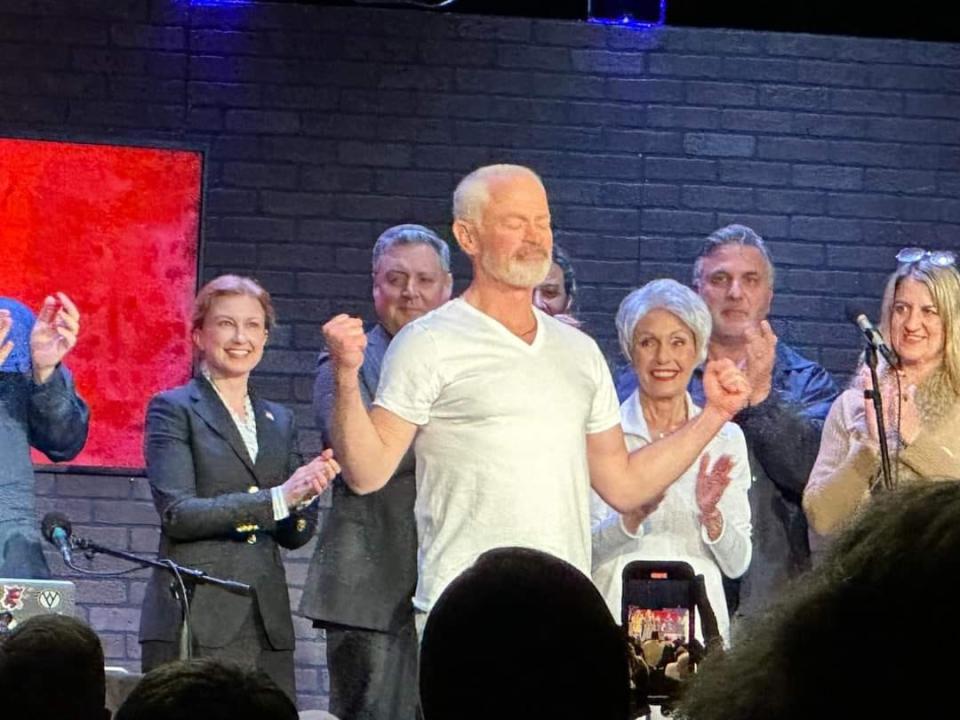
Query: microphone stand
863 344 894 491
70 534 253 661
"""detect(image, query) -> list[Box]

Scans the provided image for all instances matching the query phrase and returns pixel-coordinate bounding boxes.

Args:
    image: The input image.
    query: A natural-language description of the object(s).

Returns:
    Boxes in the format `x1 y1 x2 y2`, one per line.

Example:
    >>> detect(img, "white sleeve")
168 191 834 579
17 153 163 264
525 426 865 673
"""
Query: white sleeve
372 322 442 426
591 490 644 571
270 486 290 521
703 425 753 580
586 343 623 435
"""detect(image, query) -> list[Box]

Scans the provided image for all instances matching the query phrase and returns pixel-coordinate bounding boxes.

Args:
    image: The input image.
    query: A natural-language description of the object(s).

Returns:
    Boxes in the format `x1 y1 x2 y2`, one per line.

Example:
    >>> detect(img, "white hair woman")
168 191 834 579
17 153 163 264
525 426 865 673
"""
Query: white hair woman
592 279 752 648
804 250 960 538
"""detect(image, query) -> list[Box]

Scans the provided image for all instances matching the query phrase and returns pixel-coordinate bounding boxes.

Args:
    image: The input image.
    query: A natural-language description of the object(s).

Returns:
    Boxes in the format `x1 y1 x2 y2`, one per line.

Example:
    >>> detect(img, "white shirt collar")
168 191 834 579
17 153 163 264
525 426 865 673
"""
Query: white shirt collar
619 388 702 442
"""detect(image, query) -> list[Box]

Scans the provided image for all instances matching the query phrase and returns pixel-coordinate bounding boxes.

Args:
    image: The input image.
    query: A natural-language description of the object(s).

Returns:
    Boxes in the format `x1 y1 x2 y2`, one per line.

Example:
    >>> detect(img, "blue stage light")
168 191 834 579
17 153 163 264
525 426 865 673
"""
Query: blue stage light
185 0 253 6
588 0 666 28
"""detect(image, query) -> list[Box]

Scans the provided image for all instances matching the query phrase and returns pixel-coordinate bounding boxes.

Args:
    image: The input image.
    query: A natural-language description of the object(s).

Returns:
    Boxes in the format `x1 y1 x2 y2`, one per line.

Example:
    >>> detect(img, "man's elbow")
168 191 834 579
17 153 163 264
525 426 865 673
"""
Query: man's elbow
342 472 390 495
42 444 82 462
604 496 634 515
593 484 642 515
37 428 89 462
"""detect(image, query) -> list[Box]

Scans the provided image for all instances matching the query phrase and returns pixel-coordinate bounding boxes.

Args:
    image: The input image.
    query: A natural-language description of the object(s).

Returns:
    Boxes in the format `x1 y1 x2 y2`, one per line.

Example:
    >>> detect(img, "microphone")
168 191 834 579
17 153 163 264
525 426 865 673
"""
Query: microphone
845 303 899 368
41 512 74 565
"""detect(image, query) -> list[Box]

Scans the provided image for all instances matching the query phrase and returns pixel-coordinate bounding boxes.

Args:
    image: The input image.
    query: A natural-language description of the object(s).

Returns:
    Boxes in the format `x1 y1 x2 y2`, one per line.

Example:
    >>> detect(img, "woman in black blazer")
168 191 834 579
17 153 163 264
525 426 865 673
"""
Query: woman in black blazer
139 275 338 701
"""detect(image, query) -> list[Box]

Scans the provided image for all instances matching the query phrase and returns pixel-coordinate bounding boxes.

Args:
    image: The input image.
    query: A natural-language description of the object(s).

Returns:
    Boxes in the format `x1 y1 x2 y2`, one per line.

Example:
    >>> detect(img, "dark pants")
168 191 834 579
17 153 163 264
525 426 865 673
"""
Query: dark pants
325 619 419 720
141 608 295 704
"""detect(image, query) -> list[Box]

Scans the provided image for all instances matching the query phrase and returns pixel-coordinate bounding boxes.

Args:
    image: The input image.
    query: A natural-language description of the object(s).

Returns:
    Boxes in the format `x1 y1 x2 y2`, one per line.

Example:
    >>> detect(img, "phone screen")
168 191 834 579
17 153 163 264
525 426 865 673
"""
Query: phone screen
624 577 693 644
622 566 697 706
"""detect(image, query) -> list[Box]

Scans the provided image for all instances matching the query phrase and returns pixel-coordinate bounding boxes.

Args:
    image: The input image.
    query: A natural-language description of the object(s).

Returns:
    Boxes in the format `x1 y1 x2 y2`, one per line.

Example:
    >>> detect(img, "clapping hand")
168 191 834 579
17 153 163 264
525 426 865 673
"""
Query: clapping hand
742 320 777 406
30 293 81 383
861 367 921 447
695 453 733 518
281 448 341 509
0 309 12 366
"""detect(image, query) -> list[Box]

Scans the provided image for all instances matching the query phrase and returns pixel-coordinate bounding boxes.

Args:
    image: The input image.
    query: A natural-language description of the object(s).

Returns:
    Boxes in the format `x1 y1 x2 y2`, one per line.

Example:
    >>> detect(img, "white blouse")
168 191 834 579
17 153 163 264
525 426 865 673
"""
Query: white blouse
591 391 753 646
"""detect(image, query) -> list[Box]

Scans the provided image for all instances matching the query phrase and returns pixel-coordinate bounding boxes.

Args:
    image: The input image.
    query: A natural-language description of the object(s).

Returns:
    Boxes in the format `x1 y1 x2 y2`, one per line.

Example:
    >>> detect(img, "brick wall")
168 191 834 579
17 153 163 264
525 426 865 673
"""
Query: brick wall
5 0 960 710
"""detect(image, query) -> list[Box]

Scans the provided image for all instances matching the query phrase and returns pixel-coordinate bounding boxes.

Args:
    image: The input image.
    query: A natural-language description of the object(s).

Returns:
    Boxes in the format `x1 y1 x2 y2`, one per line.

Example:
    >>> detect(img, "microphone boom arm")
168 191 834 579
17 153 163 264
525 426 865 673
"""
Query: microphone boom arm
68 533 253 661
69 535 252 594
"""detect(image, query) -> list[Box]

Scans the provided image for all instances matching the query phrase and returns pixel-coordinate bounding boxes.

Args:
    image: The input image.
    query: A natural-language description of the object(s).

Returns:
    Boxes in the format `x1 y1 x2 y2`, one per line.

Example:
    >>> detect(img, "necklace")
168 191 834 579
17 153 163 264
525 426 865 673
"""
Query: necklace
642 402 688 441
652 425 684 440
204 372 259 462
205 370 251 419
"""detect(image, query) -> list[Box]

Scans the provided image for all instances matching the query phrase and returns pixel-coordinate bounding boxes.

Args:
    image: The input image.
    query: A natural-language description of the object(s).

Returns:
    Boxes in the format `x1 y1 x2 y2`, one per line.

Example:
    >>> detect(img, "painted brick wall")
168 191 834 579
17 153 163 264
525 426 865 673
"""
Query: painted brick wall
5 0 959 710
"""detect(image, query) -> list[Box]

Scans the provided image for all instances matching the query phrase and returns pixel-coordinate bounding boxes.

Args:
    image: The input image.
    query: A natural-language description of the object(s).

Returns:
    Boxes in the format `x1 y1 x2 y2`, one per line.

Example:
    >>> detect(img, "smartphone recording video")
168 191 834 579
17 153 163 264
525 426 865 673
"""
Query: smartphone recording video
622 560 697 708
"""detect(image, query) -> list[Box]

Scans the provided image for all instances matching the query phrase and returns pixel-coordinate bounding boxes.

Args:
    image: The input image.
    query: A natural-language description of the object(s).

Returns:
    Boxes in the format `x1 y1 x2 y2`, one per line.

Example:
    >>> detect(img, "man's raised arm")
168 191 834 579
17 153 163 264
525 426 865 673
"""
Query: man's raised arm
588 359 750 512
324 314 417 494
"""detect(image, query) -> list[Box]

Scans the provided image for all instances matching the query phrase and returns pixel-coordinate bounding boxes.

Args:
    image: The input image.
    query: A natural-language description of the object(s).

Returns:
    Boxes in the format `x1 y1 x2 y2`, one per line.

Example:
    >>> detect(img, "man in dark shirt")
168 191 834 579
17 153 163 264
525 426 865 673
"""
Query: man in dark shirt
300 225 452 720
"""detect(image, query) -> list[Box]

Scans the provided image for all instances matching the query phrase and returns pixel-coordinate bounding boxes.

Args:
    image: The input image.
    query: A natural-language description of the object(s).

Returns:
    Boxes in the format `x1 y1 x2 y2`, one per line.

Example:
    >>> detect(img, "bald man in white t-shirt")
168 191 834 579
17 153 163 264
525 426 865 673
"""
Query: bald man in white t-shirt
322 164 752 621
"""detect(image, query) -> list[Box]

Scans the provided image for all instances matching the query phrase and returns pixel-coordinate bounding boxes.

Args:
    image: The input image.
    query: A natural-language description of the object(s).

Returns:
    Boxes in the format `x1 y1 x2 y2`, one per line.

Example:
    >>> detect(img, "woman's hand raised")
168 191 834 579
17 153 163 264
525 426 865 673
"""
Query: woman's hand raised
281 448 340 508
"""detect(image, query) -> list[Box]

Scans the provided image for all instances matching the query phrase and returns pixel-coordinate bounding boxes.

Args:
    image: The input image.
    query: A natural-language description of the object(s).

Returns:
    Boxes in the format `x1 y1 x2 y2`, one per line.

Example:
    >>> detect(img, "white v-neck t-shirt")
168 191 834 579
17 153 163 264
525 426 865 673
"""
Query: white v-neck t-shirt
374 297 621 613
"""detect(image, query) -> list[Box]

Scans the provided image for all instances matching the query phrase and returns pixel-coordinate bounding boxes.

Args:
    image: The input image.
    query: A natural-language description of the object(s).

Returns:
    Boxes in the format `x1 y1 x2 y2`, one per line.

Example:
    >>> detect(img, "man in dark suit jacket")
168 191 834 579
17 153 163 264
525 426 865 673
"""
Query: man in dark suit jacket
301 225 452 720
1 294 88 578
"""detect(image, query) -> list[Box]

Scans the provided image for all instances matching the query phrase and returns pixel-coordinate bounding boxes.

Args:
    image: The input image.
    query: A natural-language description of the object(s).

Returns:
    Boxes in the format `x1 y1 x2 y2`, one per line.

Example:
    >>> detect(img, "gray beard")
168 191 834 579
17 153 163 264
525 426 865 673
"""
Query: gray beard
481 253 551 289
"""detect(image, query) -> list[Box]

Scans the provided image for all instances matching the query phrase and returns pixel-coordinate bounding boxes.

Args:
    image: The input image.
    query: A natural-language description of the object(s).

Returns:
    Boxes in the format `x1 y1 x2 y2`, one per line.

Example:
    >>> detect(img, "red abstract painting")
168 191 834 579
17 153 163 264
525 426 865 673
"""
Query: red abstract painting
1 137 202 469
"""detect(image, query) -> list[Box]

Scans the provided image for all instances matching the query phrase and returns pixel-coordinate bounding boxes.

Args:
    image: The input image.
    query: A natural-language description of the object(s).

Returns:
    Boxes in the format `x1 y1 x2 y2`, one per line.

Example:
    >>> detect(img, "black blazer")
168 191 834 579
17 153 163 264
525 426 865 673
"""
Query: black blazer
139 378 317 650
300 325 418 633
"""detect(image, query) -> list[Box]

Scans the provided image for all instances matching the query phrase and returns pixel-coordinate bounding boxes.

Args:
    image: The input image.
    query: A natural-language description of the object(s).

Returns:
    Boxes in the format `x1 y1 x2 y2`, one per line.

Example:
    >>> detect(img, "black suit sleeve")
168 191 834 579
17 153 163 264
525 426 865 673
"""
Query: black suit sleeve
145 394 278 542
274 410 318 550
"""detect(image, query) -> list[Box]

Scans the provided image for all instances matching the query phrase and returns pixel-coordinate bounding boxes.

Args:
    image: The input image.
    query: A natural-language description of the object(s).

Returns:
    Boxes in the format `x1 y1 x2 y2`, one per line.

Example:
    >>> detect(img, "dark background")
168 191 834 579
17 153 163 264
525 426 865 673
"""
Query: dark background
318 0 959 42
2 0 958 710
